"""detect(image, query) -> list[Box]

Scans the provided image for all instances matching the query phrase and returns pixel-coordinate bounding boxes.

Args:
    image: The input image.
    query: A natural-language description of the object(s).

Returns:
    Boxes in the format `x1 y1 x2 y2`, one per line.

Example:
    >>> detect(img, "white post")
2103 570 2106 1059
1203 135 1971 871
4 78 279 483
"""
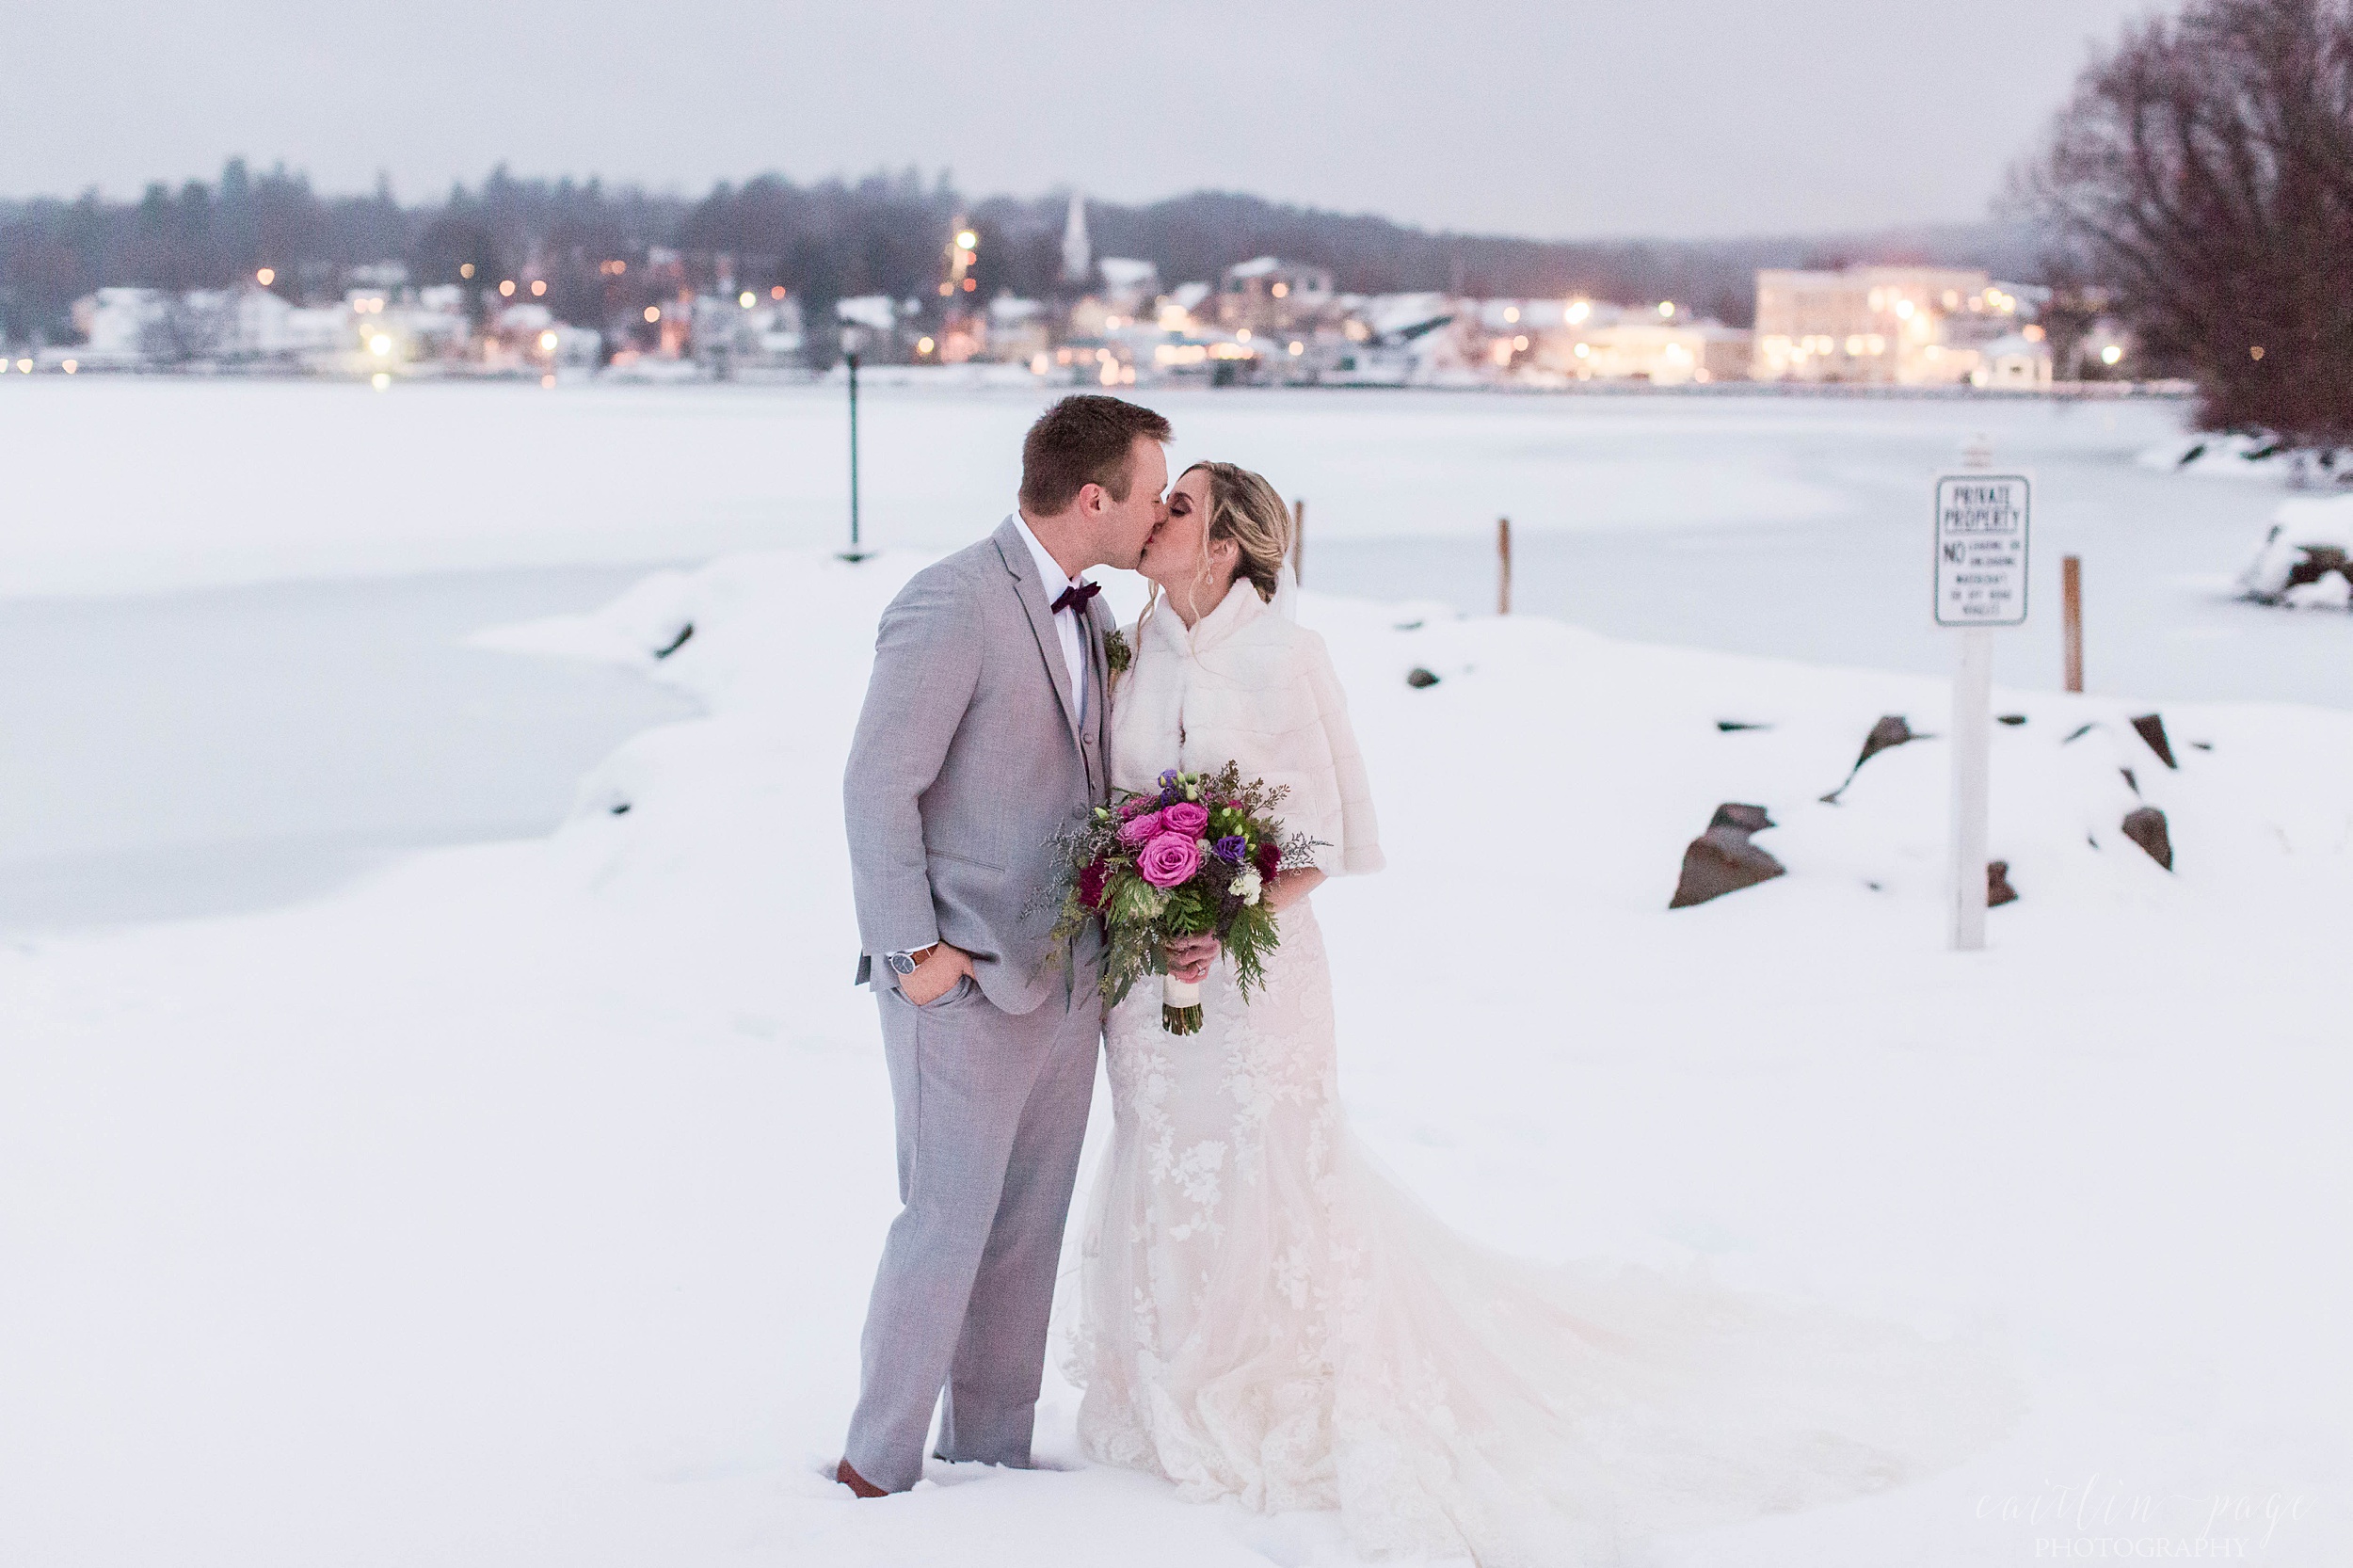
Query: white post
1948 626 1993 951
1948 434 1995 952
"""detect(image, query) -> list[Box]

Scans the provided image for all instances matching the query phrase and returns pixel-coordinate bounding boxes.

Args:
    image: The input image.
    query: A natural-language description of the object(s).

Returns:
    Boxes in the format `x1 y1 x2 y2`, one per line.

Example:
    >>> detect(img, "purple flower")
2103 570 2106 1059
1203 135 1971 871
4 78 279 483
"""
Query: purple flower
1136 831 1202 888
1117 794 1156 820
1213 835 1246 863
1162 801 1209 838
1117 809 1165 848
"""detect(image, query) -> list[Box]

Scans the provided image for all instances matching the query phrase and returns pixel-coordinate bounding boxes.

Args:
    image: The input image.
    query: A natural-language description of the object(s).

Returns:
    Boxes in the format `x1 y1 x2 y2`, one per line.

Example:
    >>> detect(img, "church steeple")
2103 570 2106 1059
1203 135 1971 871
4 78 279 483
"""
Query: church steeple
1060 192 1091 288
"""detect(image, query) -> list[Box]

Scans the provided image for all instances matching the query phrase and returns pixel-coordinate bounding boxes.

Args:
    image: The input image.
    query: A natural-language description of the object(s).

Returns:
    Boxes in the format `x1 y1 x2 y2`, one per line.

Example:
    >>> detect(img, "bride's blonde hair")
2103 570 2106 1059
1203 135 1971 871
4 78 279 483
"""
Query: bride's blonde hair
1182 461 1293 605
1123 462 1294 696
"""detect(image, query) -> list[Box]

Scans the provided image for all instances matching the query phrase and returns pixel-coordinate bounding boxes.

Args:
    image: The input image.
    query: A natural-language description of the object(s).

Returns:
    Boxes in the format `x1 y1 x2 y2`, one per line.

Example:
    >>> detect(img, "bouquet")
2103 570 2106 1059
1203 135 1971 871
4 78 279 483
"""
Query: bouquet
1046 761 1321 1033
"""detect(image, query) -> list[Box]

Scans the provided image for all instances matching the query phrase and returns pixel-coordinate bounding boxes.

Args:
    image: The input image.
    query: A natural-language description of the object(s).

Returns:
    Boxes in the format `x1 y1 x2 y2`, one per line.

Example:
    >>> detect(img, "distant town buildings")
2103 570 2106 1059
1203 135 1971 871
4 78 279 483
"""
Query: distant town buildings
9 237 2103 396
1752 266 2054 387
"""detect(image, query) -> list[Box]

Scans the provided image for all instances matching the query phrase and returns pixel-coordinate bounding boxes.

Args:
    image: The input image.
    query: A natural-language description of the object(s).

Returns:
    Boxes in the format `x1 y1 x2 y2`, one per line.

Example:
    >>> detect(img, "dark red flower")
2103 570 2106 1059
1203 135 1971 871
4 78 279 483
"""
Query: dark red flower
1253 841 1281 881
1078 857 1111 910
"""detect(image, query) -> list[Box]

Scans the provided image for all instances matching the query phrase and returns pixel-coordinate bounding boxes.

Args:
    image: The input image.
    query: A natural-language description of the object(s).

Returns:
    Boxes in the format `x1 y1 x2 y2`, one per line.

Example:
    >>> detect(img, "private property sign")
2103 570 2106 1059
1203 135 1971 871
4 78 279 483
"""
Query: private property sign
1933 473 2031 627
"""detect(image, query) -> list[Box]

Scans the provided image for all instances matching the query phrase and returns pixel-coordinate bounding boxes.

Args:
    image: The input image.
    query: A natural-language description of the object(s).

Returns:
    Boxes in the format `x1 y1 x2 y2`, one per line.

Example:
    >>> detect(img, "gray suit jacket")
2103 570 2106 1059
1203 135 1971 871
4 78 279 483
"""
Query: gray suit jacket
844 516 1113 1014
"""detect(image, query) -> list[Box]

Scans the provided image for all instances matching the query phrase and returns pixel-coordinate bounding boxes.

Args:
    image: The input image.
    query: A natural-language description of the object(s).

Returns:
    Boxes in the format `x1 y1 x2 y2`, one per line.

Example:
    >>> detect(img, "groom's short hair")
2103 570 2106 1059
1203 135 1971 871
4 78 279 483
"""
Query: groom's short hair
1019 395 1173 514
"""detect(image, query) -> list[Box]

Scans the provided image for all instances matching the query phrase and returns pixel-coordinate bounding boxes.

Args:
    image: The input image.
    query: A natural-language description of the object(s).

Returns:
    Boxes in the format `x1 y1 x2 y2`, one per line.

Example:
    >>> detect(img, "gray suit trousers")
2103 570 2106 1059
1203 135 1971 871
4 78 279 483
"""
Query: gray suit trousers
842 964 1102 1491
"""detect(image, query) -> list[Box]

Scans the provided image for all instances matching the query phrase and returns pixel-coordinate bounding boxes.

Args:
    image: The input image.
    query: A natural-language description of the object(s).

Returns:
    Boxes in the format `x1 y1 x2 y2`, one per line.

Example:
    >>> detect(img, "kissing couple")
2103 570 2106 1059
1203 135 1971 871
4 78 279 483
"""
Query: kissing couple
833 394 2016 1562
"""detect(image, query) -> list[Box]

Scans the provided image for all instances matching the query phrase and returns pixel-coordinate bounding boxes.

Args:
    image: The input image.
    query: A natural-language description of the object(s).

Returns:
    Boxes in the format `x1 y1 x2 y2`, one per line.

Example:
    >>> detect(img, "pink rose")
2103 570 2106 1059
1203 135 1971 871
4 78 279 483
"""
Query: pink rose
1136 831 1202 888
1117 809 1165 848
1161 801 1209 837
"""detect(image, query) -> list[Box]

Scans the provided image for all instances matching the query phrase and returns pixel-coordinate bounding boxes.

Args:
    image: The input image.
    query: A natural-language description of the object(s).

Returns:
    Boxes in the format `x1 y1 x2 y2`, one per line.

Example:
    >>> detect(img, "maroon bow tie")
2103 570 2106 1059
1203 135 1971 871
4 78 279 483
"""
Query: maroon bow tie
1051 580 1100 615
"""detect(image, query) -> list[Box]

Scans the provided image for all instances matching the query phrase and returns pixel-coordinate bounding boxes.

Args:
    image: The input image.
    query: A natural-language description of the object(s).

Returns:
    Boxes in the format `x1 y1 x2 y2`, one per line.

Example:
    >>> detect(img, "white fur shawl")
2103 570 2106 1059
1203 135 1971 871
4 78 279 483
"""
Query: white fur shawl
1110 581 1384 877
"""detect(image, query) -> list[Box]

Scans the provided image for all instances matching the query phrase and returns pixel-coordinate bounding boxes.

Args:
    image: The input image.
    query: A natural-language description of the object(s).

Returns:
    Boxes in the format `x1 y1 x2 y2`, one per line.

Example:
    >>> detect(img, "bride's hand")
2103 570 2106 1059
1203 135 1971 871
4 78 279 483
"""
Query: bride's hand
1263 867 1324 913
1164 932 1219 983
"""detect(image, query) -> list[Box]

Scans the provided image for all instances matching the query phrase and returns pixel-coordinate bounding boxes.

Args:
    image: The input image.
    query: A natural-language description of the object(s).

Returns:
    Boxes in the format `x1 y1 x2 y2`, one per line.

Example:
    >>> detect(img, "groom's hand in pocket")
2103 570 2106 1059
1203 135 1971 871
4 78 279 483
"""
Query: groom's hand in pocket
900 943 973 1006
1164 933 1220 984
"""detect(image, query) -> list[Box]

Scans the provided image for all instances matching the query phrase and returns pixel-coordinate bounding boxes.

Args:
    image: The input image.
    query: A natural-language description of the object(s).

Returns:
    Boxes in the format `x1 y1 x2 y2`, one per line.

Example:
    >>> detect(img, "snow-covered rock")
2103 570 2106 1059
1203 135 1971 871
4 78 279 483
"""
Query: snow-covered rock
2140 430 2353 487
2240 494 2353 607
1668 802 1785 907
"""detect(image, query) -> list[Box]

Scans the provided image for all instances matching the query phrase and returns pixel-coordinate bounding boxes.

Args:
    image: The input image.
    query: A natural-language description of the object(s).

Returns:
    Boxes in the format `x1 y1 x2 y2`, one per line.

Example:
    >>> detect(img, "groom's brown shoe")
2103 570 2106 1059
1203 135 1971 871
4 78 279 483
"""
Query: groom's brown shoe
835 1459 888 1499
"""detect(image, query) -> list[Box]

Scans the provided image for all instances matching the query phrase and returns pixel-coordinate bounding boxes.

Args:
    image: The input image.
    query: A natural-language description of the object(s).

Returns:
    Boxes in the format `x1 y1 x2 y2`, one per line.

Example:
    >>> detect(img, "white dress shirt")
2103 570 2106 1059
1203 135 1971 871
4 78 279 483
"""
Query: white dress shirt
1010 512 1089 727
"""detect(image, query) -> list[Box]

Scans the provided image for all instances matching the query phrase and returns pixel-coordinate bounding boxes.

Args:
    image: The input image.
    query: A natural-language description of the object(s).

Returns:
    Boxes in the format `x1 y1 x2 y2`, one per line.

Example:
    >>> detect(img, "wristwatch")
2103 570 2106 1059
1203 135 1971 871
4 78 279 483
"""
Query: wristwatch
887 943 940 976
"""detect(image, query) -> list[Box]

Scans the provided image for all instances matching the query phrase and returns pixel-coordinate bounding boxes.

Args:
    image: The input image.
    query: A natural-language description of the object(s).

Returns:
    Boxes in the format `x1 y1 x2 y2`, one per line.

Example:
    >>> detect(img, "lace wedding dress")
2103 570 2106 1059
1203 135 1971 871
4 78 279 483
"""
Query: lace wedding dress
1061 581 2019 1565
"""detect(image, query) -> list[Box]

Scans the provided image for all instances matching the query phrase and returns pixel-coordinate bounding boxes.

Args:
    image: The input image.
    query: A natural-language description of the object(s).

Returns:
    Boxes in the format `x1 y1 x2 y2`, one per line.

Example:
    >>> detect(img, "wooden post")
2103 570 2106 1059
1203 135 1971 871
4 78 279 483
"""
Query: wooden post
2061 553 2084 693
1291 498 1305 586
1497 516 1513 616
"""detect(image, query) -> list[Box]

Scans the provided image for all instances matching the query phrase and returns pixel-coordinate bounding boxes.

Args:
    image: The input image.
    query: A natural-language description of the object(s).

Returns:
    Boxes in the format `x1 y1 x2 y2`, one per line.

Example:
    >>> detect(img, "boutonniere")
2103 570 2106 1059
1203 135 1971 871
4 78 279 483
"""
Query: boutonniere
1104 628 1132 676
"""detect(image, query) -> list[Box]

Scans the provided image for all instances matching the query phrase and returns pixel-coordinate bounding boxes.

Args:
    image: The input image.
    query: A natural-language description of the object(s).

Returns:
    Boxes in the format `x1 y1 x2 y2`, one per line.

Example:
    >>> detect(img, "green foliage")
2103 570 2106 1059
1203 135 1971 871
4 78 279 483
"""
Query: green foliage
1036 760 1323 1016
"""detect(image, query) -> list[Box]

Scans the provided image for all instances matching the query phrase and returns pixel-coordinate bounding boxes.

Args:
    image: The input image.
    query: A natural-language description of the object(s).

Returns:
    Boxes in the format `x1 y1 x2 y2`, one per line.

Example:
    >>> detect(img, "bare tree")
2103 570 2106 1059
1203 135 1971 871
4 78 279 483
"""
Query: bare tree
2017 0 2353 442
138 293 228 365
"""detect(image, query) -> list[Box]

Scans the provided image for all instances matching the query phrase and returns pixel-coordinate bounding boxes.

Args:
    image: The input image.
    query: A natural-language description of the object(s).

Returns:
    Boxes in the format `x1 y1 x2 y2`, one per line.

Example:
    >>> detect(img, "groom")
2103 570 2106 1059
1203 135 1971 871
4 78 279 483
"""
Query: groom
836 394 1213 1497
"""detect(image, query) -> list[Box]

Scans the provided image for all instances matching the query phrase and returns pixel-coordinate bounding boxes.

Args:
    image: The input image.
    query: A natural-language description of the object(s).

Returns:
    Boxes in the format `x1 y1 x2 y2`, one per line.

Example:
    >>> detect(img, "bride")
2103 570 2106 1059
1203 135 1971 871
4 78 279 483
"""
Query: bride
1062 461 2019 1565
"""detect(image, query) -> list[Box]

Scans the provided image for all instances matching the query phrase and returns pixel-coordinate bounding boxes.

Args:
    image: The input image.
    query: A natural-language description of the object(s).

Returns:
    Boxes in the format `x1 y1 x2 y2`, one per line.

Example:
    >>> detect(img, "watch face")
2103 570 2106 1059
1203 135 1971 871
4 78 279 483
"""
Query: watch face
890 952 915 974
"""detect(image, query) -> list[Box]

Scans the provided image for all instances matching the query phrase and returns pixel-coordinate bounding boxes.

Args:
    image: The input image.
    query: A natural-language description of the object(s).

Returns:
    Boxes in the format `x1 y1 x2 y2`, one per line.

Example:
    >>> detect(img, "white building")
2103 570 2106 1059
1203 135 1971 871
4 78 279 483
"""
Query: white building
1096 257 1160 315
1156 280 1212 332
1971 332 2053 389
690 292 801 374
1563 318 1751 385
72 284 346 368
71 288 168 363
1753 266 2018 385
339 286 470 373
1216 257 1336 331
229 288 353 362
984 296 1051 363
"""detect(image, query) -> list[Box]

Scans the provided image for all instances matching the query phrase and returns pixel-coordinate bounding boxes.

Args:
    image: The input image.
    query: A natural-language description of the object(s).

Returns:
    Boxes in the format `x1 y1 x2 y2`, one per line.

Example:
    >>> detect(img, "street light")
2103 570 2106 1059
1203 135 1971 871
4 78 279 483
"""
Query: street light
840 322 871 561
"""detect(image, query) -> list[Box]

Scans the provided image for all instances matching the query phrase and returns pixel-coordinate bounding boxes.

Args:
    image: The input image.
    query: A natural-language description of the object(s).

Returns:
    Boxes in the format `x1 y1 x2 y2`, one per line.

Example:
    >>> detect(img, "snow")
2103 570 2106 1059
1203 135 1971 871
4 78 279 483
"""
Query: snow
6 536 2347 1566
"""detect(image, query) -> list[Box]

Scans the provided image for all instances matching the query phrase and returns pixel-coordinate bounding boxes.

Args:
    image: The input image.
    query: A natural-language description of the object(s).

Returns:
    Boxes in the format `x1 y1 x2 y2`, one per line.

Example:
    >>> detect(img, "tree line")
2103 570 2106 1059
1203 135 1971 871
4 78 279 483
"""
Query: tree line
2 159 2041 362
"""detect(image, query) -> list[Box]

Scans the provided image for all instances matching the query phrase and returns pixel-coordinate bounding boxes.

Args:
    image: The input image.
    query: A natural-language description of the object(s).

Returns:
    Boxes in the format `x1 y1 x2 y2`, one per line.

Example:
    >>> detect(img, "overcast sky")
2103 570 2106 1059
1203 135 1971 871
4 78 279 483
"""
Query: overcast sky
0 0 2152 239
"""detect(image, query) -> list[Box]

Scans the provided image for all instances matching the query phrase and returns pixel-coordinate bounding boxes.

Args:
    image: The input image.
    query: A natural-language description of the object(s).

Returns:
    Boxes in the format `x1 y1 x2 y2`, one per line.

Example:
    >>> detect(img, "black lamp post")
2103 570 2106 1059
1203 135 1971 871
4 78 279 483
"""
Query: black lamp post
839 322 870 561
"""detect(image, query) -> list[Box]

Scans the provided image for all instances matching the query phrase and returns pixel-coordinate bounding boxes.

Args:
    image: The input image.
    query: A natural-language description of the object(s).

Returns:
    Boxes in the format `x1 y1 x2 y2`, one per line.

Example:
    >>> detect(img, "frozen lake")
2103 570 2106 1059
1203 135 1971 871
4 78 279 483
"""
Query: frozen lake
7 376 2341 704
2 376 2343 929
0 567 696 934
